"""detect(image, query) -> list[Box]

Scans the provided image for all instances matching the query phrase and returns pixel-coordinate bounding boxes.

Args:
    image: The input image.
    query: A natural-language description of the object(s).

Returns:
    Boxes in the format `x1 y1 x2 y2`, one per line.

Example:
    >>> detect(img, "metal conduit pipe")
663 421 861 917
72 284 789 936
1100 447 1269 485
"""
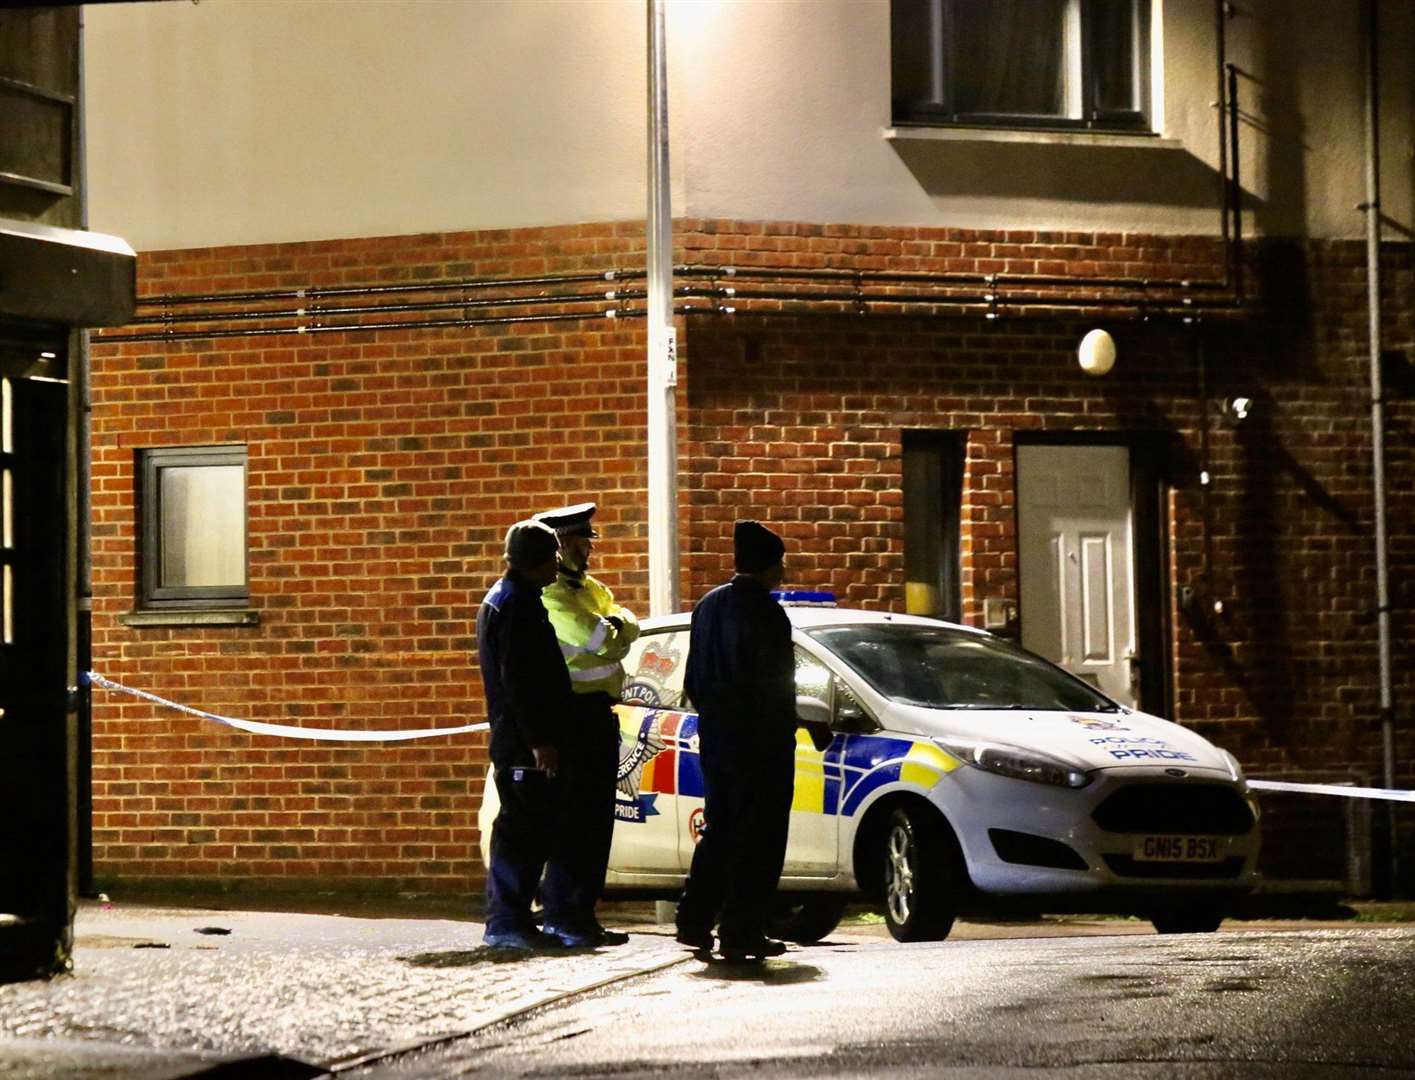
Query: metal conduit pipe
133 260 1236 315
107 266 1243 345
75 8 95 899
675 284 1240 310
645 0 680 617
675 265 1231 292
95 308 630 345
121 280 1231 335
126 287 646 326
134 269 646 308
1361 0 1398 896
1216 0 1233 290
123 282 1231 333
1227 61 1244 299
673 304 1221 324
99 287 1238 346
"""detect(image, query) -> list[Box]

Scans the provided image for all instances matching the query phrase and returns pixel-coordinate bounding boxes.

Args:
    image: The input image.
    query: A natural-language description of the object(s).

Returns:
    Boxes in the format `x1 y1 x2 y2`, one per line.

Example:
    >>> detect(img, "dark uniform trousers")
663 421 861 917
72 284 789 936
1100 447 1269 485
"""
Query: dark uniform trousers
485 763 557 937
546 691 620 931
485 691 619 937
676 712 796 946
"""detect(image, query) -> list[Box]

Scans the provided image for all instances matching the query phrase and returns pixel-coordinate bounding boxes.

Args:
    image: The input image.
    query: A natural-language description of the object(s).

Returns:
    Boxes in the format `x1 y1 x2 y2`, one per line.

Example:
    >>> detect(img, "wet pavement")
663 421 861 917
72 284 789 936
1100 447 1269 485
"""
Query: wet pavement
0 900 687 1079
1 900 1411 1079
343 925 1415 1079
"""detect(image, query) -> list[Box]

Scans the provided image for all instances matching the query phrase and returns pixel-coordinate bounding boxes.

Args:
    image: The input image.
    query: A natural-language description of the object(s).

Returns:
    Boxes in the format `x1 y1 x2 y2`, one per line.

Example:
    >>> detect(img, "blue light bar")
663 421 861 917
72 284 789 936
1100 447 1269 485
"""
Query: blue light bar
772 590 838 606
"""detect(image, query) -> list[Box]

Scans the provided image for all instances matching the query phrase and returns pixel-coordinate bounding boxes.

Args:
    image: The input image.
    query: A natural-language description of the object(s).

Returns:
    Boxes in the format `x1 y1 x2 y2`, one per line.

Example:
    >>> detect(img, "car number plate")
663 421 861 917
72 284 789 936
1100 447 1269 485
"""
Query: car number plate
1133 835 1225 862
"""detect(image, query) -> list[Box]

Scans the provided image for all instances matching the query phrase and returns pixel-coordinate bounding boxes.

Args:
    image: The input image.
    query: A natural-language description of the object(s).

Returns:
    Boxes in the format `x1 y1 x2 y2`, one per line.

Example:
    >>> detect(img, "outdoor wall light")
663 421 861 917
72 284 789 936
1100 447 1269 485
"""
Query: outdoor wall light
1077 329 1116 376
1224 396 1253 422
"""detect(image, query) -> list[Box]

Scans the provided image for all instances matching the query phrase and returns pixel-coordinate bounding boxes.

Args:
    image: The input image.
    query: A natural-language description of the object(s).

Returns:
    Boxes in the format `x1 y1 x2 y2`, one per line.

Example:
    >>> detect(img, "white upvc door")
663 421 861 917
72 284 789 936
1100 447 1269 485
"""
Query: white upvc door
1017 444 1138 709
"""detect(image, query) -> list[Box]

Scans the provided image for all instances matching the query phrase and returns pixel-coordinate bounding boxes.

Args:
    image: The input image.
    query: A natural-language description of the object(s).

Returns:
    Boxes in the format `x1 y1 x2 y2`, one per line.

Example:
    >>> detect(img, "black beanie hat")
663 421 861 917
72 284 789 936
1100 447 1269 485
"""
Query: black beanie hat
504 520 560 570
733 519 785 573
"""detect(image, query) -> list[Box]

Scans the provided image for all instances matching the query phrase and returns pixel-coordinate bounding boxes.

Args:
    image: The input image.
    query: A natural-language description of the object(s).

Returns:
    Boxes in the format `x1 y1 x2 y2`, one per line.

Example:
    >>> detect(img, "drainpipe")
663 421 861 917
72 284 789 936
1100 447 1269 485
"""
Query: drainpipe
1215 0 1231 289
1360 0 1398 896
646 0 680 616
1226 62 1242 300
75 5 95 899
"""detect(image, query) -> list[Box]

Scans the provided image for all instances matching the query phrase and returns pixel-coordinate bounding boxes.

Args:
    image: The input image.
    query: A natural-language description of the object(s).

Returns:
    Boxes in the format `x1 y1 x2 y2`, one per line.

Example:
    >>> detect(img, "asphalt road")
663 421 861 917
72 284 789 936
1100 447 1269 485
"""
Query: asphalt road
342 924 1415 1079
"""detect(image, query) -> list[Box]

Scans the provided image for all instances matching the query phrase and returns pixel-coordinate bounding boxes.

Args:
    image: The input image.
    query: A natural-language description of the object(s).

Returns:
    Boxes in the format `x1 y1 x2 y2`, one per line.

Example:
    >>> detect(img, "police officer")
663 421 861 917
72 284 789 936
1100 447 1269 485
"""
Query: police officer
477 520 577 951
674 520 795 961
532 502 639 947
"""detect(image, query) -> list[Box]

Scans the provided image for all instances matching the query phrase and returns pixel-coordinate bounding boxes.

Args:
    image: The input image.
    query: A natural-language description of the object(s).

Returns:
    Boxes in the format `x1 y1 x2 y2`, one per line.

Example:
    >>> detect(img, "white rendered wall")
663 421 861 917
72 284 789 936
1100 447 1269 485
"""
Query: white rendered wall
84 0 1413 250
83 0 656 250
671 0 1413 240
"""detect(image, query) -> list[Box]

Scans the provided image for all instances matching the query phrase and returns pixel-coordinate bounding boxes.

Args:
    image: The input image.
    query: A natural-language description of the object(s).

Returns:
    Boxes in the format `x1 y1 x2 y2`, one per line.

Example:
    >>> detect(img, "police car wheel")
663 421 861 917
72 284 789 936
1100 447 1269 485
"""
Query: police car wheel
882 806 958 943
767 893 848 943
1150 905 1226 934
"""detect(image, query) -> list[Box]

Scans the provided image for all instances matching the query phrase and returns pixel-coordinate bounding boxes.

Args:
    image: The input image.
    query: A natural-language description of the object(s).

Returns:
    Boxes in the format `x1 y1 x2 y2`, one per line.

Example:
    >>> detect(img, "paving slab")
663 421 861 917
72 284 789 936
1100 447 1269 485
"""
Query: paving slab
0 902 687 1079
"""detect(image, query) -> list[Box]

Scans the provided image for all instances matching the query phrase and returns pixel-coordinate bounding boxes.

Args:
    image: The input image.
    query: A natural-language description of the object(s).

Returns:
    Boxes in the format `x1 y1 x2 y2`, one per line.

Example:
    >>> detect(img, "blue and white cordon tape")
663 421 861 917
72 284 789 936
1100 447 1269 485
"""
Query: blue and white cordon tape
1246 779 1415 804
85 672 488 742
82 672 1415 800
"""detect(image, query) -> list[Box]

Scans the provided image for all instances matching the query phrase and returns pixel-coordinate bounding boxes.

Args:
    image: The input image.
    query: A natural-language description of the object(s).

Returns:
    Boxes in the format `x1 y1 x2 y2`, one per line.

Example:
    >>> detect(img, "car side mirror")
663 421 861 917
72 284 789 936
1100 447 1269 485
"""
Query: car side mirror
795 695 835 752
833 702 879 735
795 694 830 727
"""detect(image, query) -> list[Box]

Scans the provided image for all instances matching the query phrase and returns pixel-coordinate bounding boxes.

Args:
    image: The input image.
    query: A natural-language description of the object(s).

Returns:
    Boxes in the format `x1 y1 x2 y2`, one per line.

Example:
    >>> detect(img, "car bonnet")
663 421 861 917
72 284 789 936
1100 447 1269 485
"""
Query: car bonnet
880 704 1236 776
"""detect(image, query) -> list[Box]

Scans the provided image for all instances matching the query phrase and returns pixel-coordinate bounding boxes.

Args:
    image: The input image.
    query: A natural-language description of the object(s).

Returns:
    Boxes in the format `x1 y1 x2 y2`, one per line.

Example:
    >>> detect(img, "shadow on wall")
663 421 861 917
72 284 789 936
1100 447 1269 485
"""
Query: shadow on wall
1255 239 1314 369
889 139 1242 212
1229 392 1297 743
1190 379 1369 743
1243 4 1309 241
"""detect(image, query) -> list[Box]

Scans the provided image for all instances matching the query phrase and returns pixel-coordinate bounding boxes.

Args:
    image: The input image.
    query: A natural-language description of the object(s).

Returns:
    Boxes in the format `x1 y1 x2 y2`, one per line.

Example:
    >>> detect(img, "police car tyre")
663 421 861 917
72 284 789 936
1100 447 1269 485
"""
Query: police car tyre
1150 904 1226 934
767 893 848 943
882 806 959 943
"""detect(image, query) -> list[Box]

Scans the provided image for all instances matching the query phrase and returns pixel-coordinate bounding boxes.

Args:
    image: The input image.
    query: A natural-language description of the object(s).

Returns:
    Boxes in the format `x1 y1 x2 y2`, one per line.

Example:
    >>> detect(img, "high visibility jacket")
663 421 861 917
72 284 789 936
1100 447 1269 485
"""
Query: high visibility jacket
541 570 640 700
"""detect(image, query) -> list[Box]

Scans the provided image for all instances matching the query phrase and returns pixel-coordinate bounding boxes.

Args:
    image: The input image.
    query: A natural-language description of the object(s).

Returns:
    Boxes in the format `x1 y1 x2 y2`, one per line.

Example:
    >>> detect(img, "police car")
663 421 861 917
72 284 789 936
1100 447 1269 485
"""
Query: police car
479 600 1259 942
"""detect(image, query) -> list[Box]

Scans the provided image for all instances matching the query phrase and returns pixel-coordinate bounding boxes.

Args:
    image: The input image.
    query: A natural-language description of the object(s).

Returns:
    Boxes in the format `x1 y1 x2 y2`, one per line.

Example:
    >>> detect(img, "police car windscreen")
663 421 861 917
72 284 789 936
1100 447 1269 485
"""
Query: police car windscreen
807 626 1120 713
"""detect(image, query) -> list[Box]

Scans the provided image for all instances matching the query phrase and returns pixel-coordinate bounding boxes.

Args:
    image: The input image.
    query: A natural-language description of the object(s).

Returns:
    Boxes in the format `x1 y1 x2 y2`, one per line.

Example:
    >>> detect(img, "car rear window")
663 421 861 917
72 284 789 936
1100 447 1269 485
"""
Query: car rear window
806 624 1119 713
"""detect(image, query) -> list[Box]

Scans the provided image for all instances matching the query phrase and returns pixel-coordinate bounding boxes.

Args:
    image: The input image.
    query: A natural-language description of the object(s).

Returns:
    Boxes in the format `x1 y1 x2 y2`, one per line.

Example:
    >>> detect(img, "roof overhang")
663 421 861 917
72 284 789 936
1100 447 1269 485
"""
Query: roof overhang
0 217 136 329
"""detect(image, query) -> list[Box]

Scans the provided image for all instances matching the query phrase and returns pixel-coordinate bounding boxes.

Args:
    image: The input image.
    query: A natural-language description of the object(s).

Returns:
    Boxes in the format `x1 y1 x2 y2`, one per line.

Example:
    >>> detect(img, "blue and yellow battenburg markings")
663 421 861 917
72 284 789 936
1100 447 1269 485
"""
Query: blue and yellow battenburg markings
615 707 961 821
835 735 962 815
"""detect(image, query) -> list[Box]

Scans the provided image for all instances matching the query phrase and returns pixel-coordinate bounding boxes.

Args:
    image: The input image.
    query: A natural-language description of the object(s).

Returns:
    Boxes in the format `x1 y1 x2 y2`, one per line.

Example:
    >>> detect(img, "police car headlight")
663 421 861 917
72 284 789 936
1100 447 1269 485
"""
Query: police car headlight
939 739 1092 789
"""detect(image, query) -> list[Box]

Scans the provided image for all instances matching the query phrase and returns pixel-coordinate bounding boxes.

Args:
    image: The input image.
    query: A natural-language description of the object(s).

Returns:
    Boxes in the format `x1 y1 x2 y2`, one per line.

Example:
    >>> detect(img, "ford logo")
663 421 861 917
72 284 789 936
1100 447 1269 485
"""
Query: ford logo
1165 767 1188 777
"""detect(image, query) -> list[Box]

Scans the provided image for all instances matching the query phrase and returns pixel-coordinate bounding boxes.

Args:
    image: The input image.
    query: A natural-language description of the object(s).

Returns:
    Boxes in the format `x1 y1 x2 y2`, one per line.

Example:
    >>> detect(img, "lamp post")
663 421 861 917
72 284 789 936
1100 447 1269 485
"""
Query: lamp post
646 0 680 617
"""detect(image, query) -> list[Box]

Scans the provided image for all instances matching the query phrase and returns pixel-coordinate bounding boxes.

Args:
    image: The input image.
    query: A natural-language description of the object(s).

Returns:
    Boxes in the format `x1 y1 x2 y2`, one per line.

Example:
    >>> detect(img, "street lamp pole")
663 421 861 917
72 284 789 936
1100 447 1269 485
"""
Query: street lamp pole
646 0 680 616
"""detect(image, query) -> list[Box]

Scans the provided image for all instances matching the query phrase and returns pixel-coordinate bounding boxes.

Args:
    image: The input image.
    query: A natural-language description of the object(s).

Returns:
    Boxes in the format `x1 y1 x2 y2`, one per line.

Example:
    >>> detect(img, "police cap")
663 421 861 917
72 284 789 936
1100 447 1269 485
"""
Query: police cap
534 501 598 538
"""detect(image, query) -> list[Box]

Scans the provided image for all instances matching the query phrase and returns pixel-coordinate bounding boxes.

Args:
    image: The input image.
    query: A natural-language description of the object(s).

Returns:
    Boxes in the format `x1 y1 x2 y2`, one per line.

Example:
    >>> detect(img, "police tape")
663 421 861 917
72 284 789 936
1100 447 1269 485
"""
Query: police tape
1247 779 1415 803
85 672 489 742
71 674 1415 793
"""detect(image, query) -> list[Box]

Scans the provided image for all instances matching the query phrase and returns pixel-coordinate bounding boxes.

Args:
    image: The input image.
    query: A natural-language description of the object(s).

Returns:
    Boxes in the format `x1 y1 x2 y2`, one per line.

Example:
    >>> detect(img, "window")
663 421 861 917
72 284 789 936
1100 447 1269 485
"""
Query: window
891 0 1151 133
139 445 248 608
902 431 964 622
807 624 1118 713
0 8 78 195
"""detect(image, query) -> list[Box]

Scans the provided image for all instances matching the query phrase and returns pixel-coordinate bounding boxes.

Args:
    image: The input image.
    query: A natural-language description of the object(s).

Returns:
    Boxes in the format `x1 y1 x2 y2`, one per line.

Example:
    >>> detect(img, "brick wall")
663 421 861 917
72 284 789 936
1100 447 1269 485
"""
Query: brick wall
90 224 656 895
89 220 1414 896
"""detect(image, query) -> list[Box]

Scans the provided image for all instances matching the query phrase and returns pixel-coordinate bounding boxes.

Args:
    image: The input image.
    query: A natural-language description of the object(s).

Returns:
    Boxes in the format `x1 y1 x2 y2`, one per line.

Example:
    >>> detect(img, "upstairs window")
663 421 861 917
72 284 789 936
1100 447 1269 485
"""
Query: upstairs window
139 445 248 608
891 0 1152 133
0 7 78 195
